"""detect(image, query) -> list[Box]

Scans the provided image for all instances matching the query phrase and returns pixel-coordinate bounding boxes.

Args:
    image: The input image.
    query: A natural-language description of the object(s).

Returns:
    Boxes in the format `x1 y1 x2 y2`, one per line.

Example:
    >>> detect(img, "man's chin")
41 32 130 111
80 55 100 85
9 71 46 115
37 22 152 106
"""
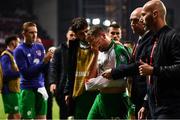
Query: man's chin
144 27 149 31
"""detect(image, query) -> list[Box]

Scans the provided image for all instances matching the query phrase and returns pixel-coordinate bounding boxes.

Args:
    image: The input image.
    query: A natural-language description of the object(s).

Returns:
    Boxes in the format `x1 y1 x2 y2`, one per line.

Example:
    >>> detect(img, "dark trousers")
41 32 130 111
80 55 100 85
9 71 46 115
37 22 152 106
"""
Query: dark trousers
55 94 68 119
46 92 53 119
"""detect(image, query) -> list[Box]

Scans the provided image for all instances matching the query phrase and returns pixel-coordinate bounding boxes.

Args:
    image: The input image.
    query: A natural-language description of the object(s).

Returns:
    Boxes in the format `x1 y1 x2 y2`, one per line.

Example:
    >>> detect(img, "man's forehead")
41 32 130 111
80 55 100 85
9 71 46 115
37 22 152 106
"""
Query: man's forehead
26 26 37 32
130 14 140 20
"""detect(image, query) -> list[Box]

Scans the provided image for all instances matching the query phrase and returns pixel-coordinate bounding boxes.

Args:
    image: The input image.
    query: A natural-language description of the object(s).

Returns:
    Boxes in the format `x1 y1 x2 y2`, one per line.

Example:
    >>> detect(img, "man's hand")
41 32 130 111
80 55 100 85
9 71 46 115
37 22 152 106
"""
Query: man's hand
101 68 112 79
50 84 56 94
138 107 147 120
43 50 53 64
90 39 101 55
139 60 153 76
65 95 71 105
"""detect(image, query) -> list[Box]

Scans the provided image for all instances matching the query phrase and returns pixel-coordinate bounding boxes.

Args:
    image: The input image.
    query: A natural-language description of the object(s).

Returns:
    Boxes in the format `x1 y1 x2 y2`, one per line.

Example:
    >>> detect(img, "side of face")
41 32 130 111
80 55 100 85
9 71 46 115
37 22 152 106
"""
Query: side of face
23 26 37 44
90 33 107 52
66 30 76 41
107 27 121 41
130 12 144 35
141 6 154 31
75 27 88 41
11 38 20 50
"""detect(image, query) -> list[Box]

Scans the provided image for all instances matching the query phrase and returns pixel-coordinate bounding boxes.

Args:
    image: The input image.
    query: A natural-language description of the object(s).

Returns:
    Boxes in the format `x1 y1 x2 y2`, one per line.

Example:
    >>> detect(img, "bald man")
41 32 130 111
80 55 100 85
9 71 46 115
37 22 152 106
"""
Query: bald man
130 7 145 36
129 7 153 119
139 0 180 119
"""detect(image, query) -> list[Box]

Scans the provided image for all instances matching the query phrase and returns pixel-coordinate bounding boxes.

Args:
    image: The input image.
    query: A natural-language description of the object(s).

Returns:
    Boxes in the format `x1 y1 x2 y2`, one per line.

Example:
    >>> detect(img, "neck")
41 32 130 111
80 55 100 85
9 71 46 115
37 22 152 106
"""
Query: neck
154 19 167 32
24 39 33 45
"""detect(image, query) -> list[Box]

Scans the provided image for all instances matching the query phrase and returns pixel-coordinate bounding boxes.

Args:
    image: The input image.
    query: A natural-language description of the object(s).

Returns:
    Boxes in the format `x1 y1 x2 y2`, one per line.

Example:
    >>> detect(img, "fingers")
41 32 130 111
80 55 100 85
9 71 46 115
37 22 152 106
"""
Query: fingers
47 50 54 58
43 51 54 63
139 64 146 76
102 69 112 79
138 111 143 120
139 63 153 76
139 66 143 76
65 95 70 105
139 61 148 76
50 84 56 94
138 107 146 120
102 72 108 78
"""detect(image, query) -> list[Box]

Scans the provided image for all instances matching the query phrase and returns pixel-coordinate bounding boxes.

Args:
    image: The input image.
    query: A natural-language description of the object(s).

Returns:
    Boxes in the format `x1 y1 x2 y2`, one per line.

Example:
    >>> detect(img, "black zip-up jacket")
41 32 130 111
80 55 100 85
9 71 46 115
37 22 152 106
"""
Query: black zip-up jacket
48 42 69 97
64 39 79 96
149 26 180 108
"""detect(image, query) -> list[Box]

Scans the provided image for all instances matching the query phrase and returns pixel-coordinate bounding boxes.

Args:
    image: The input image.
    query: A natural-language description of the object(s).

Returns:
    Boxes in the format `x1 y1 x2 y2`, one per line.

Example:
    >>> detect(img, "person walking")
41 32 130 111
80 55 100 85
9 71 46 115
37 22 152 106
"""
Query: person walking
14 22 53 119
139 0 180 119
1 35 21 119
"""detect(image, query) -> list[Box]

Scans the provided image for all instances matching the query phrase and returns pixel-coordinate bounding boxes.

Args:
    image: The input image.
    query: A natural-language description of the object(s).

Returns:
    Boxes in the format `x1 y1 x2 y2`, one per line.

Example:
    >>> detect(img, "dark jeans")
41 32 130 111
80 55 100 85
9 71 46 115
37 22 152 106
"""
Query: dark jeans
55 94 68 119
46 92 53 119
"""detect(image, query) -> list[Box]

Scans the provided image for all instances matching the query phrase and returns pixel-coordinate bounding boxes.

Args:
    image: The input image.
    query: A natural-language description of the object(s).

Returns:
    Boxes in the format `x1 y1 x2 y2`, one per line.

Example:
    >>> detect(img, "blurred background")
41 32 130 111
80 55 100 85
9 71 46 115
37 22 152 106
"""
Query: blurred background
0 0 179 48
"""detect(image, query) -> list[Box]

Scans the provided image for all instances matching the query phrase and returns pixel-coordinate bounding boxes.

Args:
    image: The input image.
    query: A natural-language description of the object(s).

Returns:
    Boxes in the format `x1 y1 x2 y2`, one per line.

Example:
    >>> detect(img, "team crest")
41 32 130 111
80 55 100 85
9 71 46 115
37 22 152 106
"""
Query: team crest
36 50 42 56
119 55 126 63
33 58 40 64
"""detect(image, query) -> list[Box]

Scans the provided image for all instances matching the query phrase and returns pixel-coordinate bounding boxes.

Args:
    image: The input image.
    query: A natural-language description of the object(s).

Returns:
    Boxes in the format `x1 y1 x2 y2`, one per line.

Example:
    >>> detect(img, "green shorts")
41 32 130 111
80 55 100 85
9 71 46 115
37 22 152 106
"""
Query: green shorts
87 92 130 119
20 89 47 119
2 92 20 114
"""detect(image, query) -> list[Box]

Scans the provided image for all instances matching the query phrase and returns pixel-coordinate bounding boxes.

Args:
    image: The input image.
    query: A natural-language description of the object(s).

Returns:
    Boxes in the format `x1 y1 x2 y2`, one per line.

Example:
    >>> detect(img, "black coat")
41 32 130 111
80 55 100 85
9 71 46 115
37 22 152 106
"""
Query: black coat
48 42 69 97
149 26 180 106
64 39 79 96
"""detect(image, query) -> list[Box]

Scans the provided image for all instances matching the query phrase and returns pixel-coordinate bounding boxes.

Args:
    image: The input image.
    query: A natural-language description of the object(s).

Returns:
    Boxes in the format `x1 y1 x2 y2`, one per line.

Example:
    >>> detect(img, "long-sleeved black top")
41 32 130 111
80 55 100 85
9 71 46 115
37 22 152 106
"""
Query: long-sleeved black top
148 26 180 105
48 42 69 97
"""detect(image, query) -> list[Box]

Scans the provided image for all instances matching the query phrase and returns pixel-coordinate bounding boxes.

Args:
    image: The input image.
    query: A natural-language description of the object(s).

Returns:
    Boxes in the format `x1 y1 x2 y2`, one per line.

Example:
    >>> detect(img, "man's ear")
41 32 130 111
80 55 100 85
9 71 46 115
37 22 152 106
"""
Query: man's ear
153 10 158 18
22 30 25 36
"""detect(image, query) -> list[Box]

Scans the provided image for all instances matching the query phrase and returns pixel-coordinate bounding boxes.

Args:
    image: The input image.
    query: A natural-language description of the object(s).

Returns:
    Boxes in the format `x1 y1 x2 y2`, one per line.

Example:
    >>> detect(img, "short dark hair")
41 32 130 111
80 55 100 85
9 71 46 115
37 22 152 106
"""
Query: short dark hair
87 26 104 38
107 23 121 32
70 17 88 33
5 35 19 46
109 23 120 28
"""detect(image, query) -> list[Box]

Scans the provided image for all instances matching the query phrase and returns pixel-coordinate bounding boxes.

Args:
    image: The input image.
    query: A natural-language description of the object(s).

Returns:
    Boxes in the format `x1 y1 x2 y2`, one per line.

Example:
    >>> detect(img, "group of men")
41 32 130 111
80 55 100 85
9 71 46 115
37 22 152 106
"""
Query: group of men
103 0 180 119
1 0 180 119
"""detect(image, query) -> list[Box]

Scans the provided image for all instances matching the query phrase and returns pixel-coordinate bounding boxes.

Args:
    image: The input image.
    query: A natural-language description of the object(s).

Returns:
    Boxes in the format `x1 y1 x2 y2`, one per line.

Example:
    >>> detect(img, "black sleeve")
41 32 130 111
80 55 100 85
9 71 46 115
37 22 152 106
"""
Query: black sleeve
111 61 140 80
153 32 180 79
153 64 180 80
142 100 149 110
48 47 61 85
64 40 79 95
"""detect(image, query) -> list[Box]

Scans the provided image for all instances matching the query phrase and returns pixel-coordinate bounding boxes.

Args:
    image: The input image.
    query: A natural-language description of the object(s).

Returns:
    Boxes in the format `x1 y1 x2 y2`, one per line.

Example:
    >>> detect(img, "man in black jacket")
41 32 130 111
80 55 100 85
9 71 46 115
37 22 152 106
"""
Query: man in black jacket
139 0 180 119
48 27 76 119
